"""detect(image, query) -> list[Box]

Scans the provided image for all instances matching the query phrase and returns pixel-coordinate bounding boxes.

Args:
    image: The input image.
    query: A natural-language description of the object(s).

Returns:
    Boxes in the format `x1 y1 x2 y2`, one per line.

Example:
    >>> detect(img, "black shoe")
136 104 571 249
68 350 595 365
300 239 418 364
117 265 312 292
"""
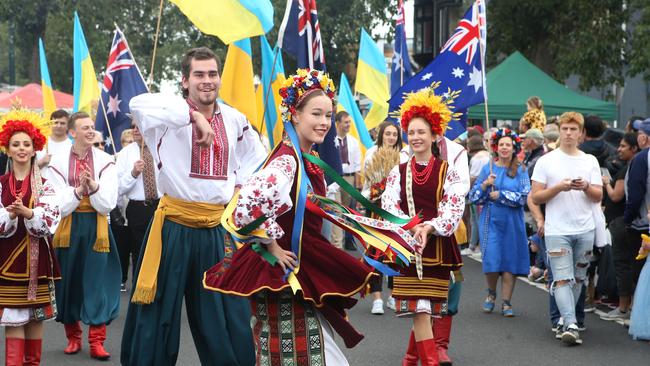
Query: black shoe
561 325 582 345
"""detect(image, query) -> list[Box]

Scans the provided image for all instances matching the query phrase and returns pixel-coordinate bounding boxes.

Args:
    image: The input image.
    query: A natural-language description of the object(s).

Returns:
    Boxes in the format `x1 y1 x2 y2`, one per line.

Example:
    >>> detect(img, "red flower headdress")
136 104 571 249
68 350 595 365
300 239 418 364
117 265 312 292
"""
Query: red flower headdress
278 69 336 124
394 82 460 135
490 128 522 153
0 109 51 152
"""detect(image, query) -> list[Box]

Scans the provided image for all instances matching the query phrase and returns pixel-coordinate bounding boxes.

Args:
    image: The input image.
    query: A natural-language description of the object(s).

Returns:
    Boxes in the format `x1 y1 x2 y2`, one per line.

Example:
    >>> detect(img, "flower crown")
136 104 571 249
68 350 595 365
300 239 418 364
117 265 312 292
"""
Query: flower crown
279 69 336 124
490 128 522 153
394 82 461 136
0 109 51 153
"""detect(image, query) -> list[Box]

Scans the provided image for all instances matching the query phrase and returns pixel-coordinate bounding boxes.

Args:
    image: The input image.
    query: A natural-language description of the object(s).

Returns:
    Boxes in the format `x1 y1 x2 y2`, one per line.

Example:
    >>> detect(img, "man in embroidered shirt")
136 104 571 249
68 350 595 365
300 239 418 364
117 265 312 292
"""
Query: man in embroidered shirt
45 112 121 360
121 47 265 366
331 111 361 250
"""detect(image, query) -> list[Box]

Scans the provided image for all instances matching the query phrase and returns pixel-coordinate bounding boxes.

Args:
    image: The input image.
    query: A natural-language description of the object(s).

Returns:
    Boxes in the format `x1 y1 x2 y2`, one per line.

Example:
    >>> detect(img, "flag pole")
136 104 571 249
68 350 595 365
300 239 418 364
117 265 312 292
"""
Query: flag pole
148 0 165 89
97 92 118 153
260 46 280 143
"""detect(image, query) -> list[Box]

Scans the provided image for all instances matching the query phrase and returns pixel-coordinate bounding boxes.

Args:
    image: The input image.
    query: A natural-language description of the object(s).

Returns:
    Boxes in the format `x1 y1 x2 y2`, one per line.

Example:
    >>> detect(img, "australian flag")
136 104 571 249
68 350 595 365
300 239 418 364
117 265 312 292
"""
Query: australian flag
277 0 326 71
390 0 412 95
95 28 148 154
278 0 342 178
389 0 487 140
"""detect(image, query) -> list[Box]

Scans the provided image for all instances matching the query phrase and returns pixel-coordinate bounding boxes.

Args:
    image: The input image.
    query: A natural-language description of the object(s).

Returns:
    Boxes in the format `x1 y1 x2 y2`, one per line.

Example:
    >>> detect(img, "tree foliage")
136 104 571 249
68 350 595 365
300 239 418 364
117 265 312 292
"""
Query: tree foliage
0 0 393 94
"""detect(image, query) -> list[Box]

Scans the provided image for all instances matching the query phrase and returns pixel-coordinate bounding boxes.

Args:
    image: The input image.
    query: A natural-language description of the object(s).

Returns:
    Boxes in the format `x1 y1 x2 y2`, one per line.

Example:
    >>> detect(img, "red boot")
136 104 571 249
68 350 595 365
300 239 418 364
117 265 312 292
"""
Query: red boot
434 316 453 365
23 338 42 366
88 324 111 360
64 322 82 354
416 338 439 366
5 338 25 366
402 330 419 366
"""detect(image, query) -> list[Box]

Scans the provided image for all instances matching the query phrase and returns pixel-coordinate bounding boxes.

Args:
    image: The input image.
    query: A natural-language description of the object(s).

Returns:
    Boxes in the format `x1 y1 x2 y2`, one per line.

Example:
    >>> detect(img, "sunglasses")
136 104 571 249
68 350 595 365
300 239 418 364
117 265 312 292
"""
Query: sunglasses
93 142 105 147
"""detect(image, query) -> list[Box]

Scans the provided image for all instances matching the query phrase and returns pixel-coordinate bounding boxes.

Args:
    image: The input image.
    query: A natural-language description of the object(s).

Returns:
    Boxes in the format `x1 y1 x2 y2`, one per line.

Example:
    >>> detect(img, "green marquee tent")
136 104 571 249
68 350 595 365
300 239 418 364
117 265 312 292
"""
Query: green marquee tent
468 52 617 121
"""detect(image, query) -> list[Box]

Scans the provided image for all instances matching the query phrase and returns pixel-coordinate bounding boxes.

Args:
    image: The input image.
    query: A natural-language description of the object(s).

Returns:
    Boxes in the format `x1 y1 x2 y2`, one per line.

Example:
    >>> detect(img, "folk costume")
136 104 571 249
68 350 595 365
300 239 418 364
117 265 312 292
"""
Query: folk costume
204 69 419 366
384 85 466 366
0 110 61 366
121 93 267 366
45 135 120 360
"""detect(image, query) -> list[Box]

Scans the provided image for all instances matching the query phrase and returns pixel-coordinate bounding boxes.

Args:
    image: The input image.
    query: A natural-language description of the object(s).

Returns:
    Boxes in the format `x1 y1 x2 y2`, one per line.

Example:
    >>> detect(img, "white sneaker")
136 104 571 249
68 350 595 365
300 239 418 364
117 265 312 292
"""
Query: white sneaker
600 307 630 321
386 296 396 310
371 299 384 315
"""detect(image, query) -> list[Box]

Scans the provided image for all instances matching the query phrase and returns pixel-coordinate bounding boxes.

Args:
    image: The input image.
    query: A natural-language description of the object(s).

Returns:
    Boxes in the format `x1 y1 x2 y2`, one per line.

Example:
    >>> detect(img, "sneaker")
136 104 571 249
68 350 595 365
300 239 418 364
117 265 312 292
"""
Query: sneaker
576 323 586 331
552 317 564 333
371 299 384 315
120 283 127 293
460 248 473 256
386 296 396 310
583 303 595 313
561 324 582 345
555 327 563 340
600 307 630 321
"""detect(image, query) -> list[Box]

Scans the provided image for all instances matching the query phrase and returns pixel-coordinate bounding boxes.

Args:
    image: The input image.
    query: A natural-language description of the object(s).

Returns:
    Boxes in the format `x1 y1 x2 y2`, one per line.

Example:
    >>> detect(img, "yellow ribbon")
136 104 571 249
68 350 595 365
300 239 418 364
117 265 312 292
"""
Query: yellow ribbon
131 194 225 304
52 197 109 253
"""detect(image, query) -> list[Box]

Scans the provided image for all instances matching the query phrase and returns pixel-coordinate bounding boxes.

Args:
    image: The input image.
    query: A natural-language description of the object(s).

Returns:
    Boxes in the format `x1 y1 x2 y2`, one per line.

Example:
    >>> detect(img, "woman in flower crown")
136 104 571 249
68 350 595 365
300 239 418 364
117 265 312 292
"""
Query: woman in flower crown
469 128 530 317
0 109 61 366
381 86 466 366
203 69 380 365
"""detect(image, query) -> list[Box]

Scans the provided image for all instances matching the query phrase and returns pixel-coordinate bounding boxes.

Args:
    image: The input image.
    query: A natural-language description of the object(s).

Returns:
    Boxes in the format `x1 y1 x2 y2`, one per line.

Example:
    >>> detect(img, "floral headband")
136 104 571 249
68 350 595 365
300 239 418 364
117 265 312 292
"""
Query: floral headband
394 82 460 136
0 109 50 152
278 69 336 124
490 128 522 153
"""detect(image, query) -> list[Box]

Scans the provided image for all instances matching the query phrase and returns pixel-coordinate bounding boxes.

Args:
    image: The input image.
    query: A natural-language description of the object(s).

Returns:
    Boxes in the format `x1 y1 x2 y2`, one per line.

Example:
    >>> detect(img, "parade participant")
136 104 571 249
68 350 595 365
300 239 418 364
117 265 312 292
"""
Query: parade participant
362 120 407 314
121 46 266 366
470 128 530 317
332 111 362 250
383 85 465 366
36 109 72 172
115 121 161 291
204 68 419 366
531 111 602 345
0 109 61 366
45 111 121 360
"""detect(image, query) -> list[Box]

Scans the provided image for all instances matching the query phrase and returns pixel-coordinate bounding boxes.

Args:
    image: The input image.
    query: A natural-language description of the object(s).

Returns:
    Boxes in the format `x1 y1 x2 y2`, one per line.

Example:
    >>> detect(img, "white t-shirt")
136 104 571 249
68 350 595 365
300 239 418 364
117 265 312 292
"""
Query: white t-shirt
531 148 602 236
469 150 490 178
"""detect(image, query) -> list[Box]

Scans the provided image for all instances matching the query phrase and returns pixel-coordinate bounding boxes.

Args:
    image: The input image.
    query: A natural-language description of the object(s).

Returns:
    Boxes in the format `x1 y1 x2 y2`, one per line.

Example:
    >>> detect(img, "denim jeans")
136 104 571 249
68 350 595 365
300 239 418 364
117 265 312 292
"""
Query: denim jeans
550 284 586 327
545 230 594 327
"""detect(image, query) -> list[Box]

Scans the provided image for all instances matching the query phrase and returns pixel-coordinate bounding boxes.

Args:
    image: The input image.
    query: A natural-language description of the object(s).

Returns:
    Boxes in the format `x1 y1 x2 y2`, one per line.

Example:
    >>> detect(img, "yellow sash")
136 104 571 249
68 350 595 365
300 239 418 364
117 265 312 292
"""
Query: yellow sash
52 197 109 253
131 194 225 304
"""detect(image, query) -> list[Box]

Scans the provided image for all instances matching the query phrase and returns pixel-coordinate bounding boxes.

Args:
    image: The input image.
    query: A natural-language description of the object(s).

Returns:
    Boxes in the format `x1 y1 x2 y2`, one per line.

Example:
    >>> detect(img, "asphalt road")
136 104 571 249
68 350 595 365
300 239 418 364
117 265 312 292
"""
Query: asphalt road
2 255 649 365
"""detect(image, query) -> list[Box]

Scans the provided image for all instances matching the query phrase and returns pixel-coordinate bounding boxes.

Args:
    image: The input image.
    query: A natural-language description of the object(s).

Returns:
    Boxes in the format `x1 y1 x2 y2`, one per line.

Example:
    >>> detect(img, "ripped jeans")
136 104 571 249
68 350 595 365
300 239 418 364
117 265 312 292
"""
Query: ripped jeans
545 230 594 327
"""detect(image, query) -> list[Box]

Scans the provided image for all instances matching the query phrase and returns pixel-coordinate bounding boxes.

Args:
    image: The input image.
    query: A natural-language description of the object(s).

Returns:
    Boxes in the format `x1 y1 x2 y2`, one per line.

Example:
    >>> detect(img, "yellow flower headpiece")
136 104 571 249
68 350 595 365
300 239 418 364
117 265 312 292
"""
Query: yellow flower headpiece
0 109 51 152
393 82 461 135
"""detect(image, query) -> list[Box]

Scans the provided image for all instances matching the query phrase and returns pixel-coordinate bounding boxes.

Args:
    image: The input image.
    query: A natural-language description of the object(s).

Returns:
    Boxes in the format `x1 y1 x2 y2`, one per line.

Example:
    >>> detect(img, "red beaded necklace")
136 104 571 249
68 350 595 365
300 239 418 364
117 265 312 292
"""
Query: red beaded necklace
8 171 30 200
304 156 323 176
411 155 435 186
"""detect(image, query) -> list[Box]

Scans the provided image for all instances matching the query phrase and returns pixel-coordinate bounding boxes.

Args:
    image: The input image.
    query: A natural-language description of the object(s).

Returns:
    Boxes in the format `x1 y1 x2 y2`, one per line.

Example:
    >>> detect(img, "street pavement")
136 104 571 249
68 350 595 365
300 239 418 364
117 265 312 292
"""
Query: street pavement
2 255 649 365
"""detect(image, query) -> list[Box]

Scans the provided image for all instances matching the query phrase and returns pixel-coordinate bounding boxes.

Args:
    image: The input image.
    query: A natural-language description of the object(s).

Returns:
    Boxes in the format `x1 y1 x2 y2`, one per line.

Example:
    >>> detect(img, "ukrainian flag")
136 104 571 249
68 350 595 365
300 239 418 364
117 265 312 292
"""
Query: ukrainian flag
39 38 56 119
170 0 273 44
73 12 99 114
338 73 374 158
260 36 286 148
356 28 389 130
220 38 257 128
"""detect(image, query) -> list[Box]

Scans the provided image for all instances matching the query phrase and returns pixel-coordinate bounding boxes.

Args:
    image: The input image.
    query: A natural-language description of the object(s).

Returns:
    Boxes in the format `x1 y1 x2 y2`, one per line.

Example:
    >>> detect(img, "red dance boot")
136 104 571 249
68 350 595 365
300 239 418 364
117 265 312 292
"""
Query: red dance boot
23 338 43 366
88 324 111 360
5 338 25 366
63 322 82 354
402 330 419 366
416 338 439 366
434 316 453 365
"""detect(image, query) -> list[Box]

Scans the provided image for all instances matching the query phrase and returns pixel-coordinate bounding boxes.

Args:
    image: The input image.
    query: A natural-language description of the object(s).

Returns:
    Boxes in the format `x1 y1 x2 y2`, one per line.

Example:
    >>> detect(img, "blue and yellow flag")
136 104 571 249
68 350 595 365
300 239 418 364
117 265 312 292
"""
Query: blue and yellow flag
338 73 373 156
356 28 389 130
39 38 56 119
260 36 286 148
73 12 99 114
220 38 257 128
170 0 273 44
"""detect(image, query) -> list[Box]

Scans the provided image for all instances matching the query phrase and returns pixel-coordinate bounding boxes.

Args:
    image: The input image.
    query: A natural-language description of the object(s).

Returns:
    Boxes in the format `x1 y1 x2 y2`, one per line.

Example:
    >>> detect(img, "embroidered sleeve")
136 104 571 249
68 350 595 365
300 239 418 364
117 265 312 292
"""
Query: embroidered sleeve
233 154 297 240
129 93 192 133
469 164 490 205
497 169 531 208
24 180 61 237
381 166 409 219
42 160 80 217
0 182 18 238
89 162 118 216
424 166 466 237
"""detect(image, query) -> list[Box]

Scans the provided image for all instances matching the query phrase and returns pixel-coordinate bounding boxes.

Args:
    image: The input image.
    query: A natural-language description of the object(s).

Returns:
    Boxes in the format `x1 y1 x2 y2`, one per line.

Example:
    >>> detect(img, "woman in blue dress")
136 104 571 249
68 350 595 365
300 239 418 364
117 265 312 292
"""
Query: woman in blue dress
470 128 530 317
